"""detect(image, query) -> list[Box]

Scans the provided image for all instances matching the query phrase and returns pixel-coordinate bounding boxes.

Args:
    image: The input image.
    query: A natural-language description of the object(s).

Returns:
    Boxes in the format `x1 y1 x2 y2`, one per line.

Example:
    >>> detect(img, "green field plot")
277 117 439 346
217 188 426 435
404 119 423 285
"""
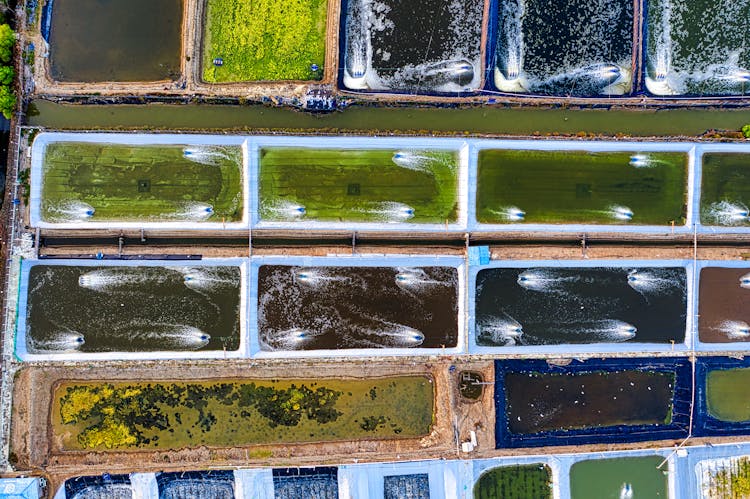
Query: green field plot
40 143 244 223
473 464 552 499
700 153 750 226
476 150 688 225
258 148 460 223
53 376 434 450
202 0 328 82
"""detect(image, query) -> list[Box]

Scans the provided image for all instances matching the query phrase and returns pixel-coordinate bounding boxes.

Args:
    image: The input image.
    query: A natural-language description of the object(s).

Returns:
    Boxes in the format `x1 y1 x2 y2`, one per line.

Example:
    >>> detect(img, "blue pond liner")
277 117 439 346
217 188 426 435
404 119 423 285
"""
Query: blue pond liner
494 357 692 448
155 470 235 499
40 0 53 42
272 467 338 499
694 356 750 437
64 474 131 498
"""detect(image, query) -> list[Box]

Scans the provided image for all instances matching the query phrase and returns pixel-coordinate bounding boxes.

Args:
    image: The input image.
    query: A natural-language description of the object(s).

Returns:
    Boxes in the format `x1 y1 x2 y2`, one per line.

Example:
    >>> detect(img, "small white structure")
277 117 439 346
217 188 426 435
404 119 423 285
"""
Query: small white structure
0 478 42 499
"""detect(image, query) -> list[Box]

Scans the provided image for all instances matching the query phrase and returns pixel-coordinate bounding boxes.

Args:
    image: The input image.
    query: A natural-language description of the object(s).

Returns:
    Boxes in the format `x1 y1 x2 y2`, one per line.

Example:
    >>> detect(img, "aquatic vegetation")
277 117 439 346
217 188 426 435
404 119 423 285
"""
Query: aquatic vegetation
202 0 327 82
701 456 750 498
477 149 688 225
259 148 460 223
473 464 552 499
40 143 244 223
54 377 434 450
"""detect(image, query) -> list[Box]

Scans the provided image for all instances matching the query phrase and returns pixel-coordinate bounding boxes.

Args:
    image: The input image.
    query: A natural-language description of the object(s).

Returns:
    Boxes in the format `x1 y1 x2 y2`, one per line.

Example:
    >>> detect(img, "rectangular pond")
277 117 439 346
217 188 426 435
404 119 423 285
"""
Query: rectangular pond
47 0 183 82
52 376 434 451
257 144 464 227
470 260 691 355
15 259 247 362
31 133 248 229
698 266 750 345
473 463 552 499
695 357 750 438
475 147 689 226
700 152 750 227
645 0 750 96
492 0 634 96
569 455 669 499
252 256 464 357
494 358 692 448
201 0 327 82
341 0 484 93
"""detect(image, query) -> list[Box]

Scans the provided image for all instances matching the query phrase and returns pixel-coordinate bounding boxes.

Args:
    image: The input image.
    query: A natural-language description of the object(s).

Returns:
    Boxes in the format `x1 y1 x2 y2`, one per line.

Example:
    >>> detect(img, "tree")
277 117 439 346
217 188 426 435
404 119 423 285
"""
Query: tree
0 84 15 119
0 65 13 85
0 24 14 64
742 124 750 139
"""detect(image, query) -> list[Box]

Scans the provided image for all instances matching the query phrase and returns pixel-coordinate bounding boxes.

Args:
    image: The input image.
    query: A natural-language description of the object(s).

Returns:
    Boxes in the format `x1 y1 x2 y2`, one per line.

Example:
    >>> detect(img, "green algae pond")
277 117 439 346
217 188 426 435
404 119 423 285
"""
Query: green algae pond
201 0 327 82
706 368 750 422
476 150 688 225
258 147 460 223
27 100 750 137
569 456 669 499
701 153 750 226
40 142 244 223
53 376 434 450
473 464 552 499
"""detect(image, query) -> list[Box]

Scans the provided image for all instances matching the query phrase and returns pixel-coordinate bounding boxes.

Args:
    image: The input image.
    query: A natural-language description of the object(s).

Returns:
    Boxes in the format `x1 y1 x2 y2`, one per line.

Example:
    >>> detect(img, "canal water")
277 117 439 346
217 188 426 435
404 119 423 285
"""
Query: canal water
48 0 183 82
257 265 458 350
27 100 750 137
475 267 687 346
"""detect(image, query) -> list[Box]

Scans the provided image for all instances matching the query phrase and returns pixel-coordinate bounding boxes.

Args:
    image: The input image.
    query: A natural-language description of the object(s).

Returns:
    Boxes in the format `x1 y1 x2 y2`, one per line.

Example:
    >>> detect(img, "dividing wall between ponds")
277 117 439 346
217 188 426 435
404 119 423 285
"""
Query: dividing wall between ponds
469 259 694 355
494 357 693 448
30 132 750 235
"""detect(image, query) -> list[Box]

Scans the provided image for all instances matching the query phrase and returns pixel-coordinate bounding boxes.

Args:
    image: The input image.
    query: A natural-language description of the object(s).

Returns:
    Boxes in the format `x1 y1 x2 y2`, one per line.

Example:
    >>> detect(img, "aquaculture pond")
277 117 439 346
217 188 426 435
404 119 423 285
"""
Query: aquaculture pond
257 265 458 350
39 142 244 223
493 0 633 96
700 153 750 227
698 267 750 343
273 468 339 499
202 0 327 82
156 470 235 499
698 455 750 498
342 0 484 93
569 456 669 499
258 147 460 224
504 370 675 434
706 368 750 422
53 376 434 450
64 474 133 499
645 0 750 96
474 267 687 346
476 150 688 225
24 265 241 354
473 464 552 499
384 474 430 499
47 0 183 82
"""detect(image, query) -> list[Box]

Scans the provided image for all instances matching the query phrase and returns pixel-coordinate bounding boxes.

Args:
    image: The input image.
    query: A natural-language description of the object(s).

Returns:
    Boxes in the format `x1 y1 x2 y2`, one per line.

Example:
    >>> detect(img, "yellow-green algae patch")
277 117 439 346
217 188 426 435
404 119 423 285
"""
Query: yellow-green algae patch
53 377 434 450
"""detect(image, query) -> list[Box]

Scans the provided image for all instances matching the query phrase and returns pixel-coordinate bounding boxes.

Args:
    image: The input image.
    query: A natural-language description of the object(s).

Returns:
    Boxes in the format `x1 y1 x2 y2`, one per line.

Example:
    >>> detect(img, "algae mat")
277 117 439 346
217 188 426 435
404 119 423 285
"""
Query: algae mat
473 464 552 499
202 0 327 82
706 368 750 422
52 377 434 450
258 148 460 223
477 150 687 225
40 143 244 223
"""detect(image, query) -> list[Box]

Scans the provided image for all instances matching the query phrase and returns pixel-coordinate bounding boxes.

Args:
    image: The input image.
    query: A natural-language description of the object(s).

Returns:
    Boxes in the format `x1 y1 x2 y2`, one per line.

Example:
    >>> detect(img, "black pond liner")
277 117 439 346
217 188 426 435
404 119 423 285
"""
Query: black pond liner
272 467 338 499
695 356 750 437
64 474 131 498
155 470 235 499
336 0 485 98
494 357 692 448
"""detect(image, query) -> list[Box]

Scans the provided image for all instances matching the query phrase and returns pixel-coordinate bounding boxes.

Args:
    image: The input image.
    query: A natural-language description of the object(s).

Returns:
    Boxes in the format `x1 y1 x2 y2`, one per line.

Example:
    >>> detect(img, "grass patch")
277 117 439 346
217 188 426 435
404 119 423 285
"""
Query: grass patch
473 464 552 499
258 148 460 223
41 143 244 223
477 150 688 225
202 0 327 82
701 153 750 226
53 376 434 451
706 368 750 422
